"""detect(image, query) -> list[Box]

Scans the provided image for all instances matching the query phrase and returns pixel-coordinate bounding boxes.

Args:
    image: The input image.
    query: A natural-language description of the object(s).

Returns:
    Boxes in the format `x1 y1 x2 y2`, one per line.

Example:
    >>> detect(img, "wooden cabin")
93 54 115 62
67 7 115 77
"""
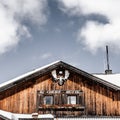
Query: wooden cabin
0 61 120 119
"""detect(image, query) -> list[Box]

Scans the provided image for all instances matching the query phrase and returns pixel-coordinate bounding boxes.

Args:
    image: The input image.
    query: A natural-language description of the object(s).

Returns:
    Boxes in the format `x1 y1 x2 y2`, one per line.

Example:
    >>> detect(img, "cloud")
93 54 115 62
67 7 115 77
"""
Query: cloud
0 0 48 54
58 0 120 53
41 53 52 59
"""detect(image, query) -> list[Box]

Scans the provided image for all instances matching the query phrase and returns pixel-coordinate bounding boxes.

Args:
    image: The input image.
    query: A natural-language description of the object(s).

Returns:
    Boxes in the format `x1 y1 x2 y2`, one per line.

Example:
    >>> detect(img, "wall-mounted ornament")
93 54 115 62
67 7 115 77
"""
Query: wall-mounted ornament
51 69 70 86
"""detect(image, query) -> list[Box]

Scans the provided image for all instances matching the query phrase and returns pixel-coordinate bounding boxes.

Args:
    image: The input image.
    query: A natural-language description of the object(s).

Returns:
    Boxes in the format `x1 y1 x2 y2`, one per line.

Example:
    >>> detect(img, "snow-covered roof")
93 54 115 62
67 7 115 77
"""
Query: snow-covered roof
93 73 120 88
0 60 120 91
0 60 60 89
1 110 120 120
0 110 54 120
0 110 12 120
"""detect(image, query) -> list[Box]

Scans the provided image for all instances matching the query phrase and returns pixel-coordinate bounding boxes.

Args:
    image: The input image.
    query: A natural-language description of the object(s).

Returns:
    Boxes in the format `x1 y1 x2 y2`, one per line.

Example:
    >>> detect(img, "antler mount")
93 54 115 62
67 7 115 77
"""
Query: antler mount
51 68 70 86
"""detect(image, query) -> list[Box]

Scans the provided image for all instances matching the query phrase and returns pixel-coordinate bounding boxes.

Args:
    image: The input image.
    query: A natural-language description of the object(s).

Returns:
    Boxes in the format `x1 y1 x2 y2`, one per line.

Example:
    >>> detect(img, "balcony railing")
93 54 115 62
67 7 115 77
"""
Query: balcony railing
39 104 85 111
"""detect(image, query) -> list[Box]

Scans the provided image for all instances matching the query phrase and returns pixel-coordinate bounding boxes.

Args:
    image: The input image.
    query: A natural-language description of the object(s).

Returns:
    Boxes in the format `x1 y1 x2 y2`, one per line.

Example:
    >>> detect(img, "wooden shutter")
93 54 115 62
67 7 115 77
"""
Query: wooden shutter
54 94 59 105
61 93 67 104
39 94 44 105
76 95 80 104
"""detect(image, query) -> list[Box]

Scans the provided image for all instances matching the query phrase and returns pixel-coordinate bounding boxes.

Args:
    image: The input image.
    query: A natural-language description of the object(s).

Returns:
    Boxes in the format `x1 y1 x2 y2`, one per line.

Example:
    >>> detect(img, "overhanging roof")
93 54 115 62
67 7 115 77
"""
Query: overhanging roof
0 110 54 120
0 61 120 92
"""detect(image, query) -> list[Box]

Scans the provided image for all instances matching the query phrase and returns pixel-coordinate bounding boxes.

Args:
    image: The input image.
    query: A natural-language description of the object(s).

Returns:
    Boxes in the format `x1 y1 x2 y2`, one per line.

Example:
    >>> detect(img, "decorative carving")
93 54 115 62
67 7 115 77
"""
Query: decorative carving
51 69 70 86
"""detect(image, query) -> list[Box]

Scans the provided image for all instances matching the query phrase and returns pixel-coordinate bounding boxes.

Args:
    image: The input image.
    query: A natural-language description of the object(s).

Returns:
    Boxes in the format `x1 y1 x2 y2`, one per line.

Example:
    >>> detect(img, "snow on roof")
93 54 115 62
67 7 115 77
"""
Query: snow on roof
0 110 12 119
0 60 60 88
1 60 120 90
0 110 54 120
13 113 54 119
93 73 120 87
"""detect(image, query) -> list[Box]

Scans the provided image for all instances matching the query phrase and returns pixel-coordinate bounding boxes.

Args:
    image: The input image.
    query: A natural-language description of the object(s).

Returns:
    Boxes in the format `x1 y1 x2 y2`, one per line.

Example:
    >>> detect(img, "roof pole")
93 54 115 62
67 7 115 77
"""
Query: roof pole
106 45 110 70
105 45 112 74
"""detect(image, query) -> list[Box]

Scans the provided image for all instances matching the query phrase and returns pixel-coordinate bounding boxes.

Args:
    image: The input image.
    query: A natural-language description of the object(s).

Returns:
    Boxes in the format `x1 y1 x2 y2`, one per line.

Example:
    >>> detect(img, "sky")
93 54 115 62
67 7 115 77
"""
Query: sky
0 0 120 84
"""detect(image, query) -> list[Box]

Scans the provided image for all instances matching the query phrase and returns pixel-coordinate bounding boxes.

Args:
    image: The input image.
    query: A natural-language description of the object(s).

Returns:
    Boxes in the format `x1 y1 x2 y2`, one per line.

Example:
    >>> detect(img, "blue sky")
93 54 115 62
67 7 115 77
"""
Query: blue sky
0 0 120 83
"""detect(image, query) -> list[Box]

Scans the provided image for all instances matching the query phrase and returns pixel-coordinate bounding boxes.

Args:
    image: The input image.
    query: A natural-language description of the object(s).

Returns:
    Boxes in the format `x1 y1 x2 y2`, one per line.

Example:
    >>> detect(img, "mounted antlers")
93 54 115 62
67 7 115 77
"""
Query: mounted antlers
51 69 70 86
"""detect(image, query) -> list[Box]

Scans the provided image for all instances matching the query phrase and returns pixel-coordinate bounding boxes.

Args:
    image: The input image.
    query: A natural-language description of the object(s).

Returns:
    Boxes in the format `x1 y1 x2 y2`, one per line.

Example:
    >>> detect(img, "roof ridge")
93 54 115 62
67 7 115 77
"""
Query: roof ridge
0 60 120 91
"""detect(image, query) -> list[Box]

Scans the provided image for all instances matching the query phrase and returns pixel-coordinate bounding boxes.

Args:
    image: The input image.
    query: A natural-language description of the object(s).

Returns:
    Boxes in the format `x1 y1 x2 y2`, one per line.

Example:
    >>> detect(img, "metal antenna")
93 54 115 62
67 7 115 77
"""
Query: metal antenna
105 45 112 74
106 45 110 70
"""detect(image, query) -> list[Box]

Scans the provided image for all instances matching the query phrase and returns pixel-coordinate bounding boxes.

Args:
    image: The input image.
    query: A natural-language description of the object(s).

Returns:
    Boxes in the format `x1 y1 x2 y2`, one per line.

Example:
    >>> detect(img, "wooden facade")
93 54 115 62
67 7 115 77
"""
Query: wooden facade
0 61 120 117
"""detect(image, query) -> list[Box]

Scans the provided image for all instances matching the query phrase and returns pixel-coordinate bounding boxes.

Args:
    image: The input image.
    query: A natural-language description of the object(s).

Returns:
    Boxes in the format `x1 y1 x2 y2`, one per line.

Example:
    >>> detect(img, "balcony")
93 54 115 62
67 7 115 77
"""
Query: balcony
38 104 85 111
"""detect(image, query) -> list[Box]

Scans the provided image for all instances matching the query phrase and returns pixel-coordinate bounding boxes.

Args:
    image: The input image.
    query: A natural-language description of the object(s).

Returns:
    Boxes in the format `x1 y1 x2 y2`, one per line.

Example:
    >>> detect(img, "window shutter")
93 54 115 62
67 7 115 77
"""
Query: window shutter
79 92 84 105
39 94 44 105
61 93 67 104
54 94 59 105
79 95 82 105
76 95 80 104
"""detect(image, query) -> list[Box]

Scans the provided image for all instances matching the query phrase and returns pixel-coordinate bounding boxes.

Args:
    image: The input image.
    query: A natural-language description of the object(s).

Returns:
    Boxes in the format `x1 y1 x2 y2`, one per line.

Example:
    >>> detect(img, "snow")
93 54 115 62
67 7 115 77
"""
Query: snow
13 113 54 119
93 73 120 87
0 60 60 88
0 110 54 120
0 110 12 119
0 110 120 120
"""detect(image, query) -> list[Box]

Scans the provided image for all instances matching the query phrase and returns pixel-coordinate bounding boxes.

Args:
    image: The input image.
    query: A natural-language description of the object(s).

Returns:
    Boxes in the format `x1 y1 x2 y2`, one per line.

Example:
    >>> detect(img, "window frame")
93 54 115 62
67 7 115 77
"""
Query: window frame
37 90 84 106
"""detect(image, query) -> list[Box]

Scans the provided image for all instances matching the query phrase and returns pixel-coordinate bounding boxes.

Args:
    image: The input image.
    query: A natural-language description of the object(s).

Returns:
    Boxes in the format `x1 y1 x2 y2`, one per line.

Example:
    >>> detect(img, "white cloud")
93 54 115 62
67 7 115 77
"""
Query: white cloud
41 53 52 59
59 0 120 53
0 0 47 54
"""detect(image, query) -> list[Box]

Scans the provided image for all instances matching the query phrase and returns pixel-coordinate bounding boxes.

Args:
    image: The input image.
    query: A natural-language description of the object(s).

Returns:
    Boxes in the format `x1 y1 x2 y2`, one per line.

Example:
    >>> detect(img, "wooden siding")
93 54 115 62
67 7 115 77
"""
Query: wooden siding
0 71 120 116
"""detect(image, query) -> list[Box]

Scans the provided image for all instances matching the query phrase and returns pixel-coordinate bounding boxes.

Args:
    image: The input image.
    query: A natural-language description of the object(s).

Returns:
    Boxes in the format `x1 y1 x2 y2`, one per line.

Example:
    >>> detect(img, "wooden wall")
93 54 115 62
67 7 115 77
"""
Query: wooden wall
0 71 120 116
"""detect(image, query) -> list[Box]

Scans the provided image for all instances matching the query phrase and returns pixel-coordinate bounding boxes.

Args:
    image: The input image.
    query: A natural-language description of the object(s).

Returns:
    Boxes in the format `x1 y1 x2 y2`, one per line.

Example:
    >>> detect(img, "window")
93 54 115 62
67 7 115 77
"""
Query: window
44 96 53 105
67 96 76 104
